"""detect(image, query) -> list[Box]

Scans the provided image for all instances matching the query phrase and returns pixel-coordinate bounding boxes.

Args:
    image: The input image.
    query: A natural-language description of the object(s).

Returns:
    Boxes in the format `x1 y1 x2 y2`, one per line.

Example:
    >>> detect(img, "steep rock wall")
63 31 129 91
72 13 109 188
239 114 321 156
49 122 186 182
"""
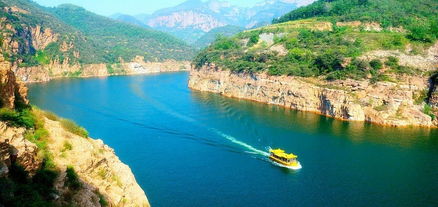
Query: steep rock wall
14 59 192 83
0 60 28 109
0 118 150 207
189 66 436 127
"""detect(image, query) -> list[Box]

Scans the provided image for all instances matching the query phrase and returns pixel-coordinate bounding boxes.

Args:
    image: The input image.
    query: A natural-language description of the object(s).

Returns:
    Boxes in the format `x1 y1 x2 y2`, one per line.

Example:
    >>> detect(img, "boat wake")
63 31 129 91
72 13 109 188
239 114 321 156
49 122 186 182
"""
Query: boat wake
270 160 302 170
131 83 270 157
211 129 270 157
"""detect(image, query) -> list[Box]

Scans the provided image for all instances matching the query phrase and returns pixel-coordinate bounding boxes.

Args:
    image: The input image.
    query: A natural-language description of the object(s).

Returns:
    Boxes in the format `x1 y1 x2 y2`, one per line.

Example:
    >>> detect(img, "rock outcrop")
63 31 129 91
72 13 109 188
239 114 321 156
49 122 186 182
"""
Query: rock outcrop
0 117 150 207
44 118 149 207
0 60 28 109
14 59 191 83
189 66 437 127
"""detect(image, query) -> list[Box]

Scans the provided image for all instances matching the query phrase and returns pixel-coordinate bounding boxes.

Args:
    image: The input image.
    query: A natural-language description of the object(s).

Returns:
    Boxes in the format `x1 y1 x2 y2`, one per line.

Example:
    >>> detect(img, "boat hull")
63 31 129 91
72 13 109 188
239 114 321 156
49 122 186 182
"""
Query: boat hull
269 156 302 170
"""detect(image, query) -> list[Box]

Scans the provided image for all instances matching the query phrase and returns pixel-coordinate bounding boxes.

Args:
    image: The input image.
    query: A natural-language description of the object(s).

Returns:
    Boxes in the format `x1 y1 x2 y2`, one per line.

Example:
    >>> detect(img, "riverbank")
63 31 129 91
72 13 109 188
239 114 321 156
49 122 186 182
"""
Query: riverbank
1 61 150 206
189 66 438 128
14 58 191 83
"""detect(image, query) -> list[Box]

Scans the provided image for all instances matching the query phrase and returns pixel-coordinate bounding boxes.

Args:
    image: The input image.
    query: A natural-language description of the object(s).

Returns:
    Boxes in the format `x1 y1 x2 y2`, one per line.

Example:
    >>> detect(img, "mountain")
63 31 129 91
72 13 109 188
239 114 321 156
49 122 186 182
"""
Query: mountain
194 25 244 49
113 0 315 44
45 4 195 62
0 0 194 68
189 0 438 127
110 13 151 28
0 1 151 206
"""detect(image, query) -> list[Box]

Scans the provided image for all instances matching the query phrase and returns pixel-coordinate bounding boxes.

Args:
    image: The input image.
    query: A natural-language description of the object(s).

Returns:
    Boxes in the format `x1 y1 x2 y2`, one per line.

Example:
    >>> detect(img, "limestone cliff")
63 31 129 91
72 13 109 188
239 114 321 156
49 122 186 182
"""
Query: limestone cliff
0 59 28 109
0 117 150 207
189 66 437 127
15 58 191 83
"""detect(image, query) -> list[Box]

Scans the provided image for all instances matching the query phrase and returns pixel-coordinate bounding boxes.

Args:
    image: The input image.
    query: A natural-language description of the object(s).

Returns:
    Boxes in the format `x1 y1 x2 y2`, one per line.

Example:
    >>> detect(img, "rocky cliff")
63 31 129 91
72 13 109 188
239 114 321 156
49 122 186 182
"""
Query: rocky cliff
0 116 150 207
189 66 437 127
15 58 191 83
0 59 28 109
0 10 150 204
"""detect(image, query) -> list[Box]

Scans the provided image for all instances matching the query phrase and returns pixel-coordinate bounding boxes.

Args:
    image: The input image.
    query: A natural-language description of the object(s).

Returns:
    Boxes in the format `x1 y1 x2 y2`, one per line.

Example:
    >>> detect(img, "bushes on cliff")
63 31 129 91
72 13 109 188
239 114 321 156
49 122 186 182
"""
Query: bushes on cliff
273 0 438 43
65 166 81 190
0 108 36 128
0 163 58 207
60 119 89 138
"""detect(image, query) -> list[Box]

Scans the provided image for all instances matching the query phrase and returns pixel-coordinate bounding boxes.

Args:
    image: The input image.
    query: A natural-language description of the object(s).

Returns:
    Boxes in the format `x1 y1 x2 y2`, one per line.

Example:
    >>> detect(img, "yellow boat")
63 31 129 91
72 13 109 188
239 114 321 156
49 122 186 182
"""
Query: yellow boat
269 148 302 170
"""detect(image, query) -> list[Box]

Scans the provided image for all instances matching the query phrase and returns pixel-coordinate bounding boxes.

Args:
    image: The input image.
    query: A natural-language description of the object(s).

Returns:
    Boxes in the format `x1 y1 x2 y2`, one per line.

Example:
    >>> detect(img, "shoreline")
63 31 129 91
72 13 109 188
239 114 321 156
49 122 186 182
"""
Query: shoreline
188 68 437 128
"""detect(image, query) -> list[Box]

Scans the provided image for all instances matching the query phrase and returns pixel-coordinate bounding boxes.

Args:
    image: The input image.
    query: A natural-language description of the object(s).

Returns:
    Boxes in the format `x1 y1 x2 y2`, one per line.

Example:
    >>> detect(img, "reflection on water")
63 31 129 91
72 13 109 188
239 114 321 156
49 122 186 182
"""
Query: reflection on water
191 91 438 150
28 72 438 206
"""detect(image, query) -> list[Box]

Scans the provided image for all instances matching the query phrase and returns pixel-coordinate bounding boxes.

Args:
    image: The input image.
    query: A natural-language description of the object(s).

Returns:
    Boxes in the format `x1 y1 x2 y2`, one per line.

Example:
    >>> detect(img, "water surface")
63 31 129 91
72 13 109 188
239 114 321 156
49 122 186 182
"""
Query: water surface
28 72 438 206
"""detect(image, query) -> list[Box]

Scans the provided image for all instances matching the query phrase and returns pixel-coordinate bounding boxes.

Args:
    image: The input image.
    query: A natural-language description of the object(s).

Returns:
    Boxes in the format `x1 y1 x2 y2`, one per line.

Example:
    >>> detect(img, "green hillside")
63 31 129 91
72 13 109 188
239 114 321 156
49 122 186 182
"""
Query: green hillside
194 25 244 49
193 0 437 80
0 0 194 67
46 4 195 62
274 0 438 42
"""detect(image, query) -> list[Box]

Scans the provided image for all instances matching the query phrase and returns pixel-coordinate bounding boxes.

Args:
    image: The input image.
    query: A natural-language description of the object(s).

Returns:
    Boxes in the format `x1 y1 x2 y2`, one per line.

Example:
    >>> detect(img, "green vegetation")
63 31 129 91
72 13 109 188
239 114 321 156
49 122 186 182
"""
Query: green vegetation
0 108 35 128
98 193 109 207
273 0 438 43
62 141 73 152
60 119 89 138
0 107 60 206
65 166 81 190
24 109 56 169
195 25 244 49
46 4 194 63
0 164 59 207
193 0 435 81
423 104 436 120
0 0 195 67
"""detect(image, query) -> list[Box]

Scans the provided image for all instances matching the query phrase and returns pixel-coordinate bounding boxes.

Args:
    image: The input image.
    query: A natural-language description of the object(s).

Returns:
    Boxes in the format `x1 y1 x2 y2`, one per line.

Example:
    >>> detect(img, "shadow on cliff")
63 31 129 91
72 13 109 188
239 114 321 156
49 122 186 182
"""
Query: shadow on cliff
0 140 111 207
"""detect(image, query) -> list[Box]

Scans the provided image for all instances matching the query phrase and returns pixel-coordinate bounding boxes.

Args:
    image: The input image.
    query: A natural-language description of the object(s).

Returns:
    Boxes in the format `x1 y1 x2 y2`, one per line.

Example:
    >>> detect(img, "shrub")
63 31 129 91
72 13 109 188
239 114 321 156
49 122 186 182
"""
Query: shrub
98 193 109 207
315 51 344 73
62 141 73 152
247 33 260 47
32 169 59 199
369 59 383 70
385 56 399 68
423 104 436 120
43 111 59 121
0 163 58 207
65 166 81 190
213 37 240 50
0 108 36 128
60 119 89 138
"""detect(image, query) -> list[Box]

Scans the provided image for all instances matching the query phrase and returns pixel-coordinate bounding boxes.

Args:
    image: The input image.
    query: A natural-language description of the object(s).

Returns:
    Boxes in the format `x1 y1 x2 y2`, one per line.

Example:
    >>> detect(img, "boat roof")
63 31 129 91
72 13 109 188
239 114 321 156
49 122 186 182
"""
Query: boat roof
270 149 298 159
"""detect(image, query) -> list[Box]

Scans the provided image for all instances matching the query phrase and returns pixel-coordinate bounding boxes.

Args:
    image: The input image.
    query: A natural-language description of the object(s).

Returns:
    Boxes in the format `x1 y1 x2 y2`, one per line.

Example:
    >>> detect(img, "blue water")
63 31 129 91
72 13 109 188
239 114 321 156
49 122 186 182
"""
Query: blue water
28 72 438 206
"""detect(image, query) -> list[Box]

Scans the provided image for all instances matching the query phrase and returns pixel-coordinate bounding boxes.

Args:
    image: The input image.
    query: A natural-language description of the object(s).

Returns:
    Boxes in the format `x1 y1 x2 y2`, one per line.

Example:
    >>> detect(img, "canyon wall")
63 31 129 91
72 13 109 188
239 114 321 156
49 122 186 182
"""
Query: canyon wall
14 58 191 83
189 66 437 127
0 117 150 207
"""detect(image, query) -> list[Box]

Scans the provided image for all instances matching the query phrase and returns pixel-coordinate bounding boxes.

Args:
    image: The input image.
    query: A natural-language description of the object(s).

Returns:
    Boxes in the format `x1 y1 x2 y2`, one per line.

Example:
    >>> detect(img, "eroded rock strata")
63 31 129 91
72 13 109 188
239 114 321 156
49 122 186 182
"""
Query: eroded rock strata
189 66 437 127
15 59 191 83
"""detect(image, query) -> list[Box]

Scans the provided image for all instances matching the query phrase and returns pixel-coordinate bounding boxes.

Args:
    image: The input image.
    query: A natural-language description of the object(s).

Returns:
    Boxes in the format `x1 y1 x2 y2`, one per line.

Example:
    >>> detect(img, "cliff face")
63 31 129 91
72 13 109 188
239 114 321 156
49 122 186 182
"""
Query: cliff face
189 66 437 127
0 60 28 109
0 117 150 207
14 58 191 83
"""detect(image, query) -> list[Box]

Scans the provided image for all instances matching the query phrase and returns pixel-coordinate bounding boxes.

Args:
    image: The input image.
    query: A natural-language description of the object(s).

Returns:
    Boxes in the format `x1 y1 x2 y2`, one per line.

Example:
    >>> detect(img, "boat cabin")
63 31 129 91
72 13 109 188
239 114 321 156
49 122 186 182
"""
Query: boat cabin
269 149 298 165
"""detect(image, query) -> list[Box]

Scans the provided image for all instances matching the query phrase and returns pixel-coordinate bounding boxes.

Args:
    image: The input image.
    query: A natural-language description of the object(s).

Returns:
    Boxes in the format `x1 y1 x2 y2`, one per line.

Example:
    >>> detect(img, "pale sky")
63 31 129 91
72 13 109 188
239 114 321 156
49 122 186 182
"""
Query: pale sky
33 0 260 16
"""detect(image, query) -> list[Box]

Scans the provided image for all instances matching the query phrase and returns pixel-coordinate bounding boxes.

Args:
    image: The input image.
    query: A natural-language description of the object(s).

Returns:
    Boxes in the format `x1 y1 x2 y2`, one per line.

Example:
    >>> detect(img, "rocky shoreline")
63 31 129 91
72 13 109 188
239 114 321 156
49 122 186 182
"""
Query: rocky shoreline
189 66 438 128
14 58 191 83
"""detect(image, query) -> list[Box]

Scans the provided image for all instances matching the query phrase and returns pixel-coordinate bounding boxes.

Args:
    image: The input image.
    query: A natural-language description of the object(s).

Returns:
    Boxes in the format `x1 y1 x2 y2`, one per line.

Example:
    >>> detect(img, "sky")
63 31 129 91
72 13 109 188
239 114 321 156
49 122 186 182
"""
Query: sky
33 0 260 16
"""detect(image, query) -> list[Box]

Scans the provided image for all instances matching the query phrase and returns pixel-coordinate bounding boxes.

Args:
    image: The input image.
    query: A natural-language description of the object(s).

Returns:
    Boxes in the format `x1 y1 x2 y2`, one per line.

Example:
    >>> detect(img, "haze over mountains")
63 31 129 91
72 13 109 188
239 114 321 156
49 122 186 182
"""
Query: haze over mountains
111 0 315 44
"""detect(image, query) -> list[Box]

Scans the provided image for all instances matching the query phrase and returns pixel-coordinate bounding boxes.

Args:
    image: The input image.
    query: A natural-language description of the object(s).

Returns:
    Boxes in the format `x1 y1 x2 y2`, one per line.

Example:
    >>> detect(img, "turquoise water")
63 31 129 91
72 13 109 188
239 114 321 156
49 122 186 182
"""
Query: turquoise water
28 72 438 206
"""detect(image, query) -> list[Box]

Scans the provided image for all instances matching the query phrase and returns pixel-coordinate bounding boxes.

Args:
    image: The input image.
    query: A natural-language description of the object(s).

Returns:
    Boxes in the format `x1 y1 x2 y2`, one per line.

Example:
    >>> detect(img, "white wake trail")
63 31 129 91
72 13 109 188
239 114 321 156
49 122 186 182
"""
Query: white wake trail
131 83 269 157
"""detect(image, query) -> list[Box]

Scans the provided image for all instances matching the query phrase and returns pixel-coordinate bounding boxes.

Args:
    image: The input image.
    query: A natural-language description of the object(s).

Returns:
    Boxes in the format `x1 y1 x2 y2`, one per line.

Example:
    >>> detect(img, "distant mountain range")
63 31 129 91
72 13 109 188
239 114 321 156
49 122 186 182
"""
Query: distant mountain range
111 0 315 44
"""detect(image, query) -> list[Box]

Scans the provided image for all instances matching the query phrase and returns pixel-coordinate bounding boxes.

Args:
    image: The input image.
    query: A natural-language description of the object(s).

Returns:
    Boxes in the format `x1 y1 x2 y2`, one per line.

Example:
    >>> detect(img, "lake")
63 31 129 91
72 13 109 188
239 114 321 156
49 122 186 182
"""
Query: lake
28 72 438 207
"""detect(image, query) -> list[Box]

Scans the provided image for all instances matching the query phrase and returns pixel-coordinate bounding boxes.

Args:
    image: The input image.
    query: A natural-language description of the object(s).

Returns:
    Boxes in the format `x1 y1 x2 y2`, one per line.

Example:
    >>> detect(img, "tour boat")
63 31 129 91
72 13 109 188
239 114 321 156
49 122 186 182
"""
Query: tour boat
269 148 302 170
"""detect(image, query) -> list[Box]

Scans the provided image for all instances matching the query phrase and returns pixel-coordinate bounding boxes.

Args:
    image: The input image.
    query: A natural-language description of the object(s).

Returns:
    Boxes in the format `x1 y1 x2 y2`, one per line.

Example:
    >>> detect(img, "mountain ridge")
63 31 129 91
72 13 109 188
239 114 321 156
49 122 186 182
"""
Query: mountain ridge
112 0 315 43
